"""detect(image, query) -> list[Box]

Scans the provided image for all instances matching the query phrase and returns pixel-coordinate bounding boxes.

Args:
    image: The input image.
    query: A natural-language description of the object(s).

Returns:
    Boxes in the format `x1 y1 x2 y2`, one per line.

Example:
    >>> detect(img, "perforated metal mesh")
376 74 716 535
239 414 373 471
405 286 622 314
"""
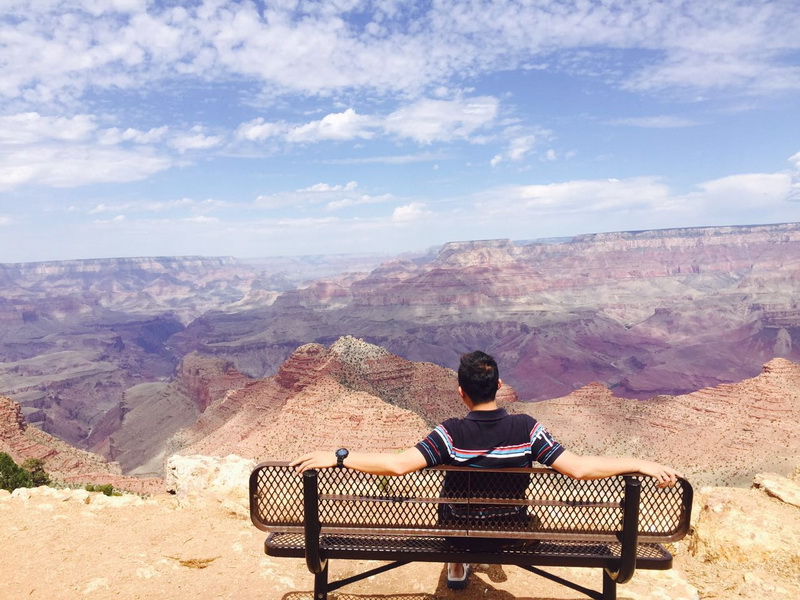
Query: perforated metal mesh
250 462 304 530
265 532 672 562
250 462 692 543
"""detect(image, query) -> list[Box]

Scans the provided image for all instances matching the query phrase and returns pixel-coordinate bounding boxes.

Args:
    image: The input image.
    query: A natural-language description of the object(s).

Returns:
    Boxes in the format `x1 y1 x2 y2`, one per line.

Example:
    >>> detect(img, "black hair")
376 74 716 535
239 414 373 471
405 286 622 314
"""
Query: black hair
458 351 499 404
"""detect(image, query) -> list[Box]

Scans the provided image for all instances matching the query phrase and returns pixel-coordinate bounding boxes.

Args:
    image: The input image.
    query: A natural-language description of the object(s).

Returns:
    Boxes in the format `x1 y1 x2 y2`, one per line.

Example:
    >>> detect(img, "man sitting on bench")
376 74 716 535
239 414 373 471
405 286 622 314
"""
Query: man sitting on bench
291 350 681 590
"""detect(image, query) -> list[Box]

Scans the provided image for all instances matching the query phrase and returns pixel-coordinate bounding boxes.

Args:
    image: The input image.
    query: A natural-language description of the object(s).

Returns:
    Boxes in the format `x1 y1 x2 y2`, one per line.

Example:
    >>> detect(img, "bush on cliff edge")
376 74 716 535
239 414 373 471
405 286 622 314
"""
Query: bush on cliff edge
0 453 51 492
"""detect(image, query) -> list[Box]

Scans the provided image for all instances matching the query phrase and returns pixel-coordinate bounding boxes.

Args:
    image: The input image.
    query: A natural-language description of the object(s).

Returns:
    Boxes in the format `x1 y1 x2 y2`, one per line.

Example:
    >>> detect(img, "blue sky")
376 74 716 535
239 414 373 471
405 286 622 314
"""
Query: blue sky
1 0 799 262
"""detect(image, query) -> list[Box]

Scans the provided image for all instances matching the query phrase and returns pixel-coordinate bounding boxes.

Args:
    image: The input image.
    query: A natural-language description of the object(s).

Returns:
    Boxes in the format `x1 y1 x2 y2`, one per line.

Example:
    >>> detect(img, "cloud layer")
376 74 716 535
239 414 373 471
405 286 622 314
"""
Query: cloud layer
1 1 799 261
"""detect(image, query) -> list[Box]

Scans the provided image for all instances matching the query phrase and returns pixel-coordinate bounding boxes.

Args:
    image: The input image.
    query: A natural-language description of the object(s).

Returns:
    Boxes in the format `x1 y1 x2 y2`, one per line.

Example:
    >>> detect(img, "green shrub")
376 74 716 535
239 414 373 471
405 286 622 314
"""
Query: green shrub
0 452 33 492
22 458 50 487
84 483 115 496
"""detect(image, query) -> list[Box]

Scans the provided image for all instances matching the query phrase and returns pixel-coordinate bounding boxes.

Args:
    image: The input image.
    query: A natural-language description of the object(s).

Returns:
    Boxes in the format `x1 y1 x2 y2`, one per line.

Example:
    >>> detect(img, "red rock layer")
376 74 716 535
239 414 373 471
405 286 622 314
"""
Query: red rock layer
513 359 800 486
172 336 518 462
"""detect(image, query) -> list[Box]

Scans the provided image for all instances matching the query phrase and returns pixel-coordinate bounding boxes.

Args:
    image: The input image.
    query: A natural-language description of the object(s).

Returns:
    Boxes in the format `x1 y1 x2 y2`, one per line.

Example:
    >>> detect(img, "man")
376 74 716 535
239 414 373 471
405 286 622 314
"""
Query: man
292 351 681 590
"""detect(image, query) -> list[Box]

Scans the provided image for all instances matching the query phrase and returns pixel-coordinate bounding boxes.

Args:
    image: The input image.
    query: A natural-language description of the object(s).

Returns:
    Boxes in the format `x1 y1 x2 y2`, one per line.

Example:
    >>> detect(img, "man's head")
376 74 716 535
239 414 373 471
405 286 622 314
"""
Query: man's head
458 351 500 405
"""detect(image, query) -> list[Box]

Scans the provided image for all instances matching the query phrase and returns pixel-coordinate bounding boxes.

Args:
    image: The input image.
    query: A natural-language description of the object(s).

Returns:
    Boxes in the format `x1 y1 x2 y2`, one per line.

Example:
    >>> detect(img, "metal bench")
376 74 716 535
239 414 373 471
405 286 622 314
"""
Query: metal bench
249 462 693 600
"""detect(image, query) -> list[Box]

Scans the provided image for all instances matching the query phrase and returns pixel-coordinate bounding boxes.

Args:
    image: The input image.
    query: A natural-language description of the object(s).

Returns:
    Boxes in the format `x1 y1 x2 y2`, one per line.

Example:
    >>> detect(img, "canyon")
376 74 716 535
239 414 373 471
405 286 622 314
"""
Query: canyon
1 332 798 597
5 335 796 492
1 222 800 475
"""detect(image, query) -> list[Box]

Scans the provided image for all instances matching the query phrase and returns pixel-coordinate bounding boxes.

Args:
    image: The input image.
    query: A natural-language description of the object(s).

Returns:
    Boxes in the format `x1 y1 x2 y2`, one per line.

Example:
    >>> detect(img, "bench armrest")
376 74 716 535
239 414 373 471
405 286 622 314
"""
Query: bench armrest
303 470 327 574
605 476 640 584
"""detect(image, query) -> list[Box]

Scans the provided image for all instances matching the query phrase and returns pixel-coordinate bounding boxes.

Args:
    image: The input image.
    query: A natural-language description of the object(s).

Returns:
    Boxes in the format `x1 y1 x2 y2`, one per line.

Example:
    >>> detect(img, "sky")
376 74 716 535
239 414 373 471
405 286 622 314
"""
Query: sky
1 0 799 263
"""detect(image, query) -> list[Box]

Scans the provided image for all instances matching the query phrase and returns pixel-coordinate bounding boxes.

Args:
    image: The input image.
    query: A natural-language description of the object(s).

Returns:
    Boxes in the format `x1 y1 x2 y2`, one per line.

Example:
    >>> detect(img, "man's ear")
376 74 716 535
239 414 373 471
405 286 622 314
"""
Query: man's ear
458 385 466 399
498 379 503 390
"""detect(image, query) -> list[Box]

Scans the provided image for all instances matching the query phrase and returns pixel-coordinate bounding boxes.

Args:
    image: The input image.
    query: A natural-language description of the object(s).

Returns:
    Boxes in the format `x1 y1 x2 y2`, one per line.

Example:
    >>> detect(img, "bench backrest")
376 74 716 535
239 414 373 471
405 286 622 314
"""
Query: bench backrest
250 462 693 543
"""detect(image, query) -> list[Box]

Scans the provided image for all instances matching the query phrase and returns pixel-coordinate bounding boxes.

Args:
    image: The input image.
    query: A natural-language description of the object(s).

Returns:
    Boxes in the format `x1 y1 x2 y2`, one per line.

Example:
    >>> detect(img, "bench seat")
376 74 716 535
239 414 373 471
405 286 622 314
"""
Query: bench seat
265 531 674 568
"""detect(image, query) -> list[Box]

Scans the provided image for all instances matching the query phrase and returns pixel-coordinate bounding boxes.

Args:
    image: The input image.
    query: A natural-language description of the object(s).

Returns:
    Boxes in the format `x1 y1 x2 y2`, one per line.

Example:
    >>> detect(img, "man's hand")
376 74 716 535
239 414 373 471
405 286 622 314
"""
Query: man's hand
551 451 682 487
635 460 682 488
290 451 336 473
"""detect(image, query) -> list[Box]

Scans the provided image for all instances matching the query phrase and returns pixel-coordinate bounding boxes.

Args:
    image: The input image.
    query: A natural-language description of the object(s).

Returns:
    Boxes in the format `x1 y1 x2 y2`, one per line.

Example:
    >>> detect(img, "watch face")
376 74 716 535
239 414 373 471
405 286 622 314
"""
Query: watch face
335 448 349 467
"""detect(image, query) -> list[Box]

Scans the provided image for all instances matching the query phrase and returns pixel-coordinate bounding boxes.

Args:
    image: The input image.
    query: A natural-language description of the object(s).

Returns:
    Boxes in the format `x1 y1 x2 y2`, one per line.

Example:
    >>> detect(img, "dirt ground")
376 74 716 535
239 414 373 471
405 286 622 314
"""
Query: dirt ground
0 487 795 600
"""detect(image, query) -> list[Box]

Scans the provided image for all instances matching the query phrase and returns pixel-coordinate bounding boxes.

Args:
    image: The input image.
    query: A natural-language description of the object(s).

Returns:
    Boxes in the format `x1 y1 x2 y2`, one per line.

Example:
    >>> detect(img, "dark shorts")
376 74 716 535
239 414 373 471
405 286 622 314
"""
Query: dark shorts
439 504 542 552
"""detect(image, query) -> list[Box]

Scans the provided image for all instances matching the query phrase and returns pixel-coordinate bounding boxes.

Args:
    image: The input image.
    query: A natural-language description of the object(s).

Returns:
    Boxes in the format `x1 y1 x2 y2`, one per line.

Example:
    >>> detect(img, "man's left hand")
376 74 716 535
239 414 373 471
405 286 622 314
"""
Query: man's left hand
290 451 336 473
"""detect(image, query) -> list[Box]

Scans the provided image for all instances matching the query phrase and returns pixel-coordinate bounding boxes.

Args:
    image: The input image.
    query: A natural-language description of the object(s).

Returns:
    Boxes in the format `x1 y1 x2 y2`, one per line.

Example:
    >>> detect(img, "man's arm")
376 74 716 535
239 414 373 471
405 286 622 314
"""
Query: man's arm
290 447 428 476
551 450 682 488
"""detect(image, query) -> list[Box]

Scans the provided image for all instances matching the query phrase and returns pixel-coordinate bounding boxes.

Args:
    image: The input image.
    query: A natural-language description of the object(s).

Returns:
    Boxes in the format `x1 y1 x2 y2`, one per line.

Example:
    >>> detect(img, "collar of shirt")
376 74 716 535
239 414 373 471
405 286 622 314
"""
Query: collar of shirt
464 407 508 421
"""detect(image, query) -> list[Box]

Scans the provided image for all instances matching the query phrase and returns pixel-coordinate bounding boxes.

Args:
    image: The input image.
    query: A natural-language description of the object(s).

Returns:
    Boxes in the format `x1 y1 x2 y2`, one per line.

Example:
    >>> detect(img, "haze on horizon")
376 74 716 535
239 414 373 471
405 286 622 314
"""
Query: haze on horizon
1 1 799 264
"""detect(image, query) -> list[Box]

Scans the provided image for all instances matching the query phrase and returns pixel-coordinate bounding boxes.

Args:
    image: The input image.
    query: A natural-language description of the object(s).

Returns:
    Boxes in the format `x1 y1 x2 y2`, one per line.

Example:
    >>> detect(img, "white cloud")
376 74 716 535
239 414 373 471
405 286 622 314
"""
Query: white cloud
0 145 173 190
326 193 391 211
255 181 392 214
491 130 540 166
472 168 800 233
686 173 792 211
0 215 11 226
299 181 358 193
88 198 194 214
324 152 444 165
236 118 286 142
475 177 673 217
789 151 800 202
1 1 797 112
608 116 699 128
287 109 374 143
0 113 97 144
383 97 499 144
392 202 430 222
98 126 169 145
169 126 223 153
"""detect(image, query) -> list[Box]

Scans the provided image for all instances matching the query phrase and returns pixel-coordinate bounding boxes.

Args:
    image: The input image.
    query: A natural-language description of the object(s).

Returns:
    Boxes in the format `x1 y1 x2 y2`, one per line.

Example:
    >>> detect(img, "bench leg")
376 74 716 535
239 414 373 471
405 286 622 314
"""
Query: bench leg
602 570 617 600
313 562 329 600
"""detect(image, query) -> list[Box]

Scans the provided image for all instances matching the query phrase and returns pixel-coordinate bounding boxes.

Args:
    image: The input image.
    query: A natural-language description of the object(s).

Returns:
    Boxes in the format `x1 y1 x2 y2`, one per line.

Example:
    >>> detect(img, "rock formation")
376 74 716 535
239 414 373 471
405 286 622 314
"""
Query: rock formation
168 336 510 462
4 222 800 478
514 358 800 486
685 468 800 598
0 395 161 494
174 222 800 404
0 253 384 468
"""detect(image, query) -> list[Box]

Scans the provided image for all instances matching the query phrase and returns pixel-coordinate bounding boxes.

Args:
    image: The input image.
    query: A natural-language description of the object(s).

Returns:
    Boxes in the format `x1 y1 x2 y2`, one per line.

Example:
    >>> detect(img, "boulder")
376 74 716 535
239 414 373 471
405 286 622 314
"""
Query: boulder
753 472 800 508
165 454 256 516
686 473 800 599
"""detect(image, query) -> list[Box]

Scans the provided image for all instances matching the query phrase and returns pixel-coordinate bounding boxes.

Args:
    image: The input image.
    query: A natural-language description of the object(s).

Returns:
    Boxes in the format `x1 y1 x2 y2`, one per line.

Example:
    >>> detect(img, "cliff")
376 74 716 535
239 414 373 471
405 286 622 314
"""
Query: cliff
169 336 518 462
0 395 166 492
1 462 798 599
515 358 800 486
174 222 800 404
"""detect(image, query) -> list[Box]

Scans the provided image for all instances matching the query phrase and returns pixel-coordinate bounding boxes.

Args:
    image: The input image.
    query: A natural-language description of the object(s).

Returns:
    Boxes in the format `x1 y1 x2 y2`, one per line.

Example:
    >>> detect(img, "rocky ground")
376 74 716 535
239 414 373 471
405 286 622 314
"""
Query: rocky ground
1 457 798 600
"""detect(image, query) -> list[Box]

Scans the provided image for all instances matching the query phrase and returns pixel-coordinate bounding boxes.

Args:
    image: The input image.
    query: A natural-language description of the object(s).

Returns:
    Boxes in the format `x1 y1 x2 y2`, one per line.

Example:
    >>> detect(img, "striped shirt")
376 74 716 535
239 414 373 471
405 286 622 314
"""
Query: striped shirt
415 408 565 522
415 407 565 469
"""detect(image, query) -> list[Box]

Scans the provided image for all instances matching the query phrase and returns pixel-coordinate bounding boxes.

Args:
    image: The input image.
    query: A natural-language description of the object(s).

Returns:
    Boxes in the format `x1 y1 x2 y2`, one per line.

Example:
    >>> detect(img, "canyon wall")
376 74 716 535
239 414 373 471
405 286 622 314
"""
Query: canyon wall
2 223 800 474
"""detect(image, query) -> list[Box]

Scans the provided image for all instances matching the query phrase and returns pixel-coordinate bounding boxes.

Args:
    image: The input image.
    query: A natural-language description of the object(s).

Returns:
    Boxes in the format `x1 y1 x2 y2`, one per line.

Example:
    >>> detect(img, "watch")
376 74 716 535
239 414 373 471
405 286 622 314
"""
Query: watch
335 448 349 468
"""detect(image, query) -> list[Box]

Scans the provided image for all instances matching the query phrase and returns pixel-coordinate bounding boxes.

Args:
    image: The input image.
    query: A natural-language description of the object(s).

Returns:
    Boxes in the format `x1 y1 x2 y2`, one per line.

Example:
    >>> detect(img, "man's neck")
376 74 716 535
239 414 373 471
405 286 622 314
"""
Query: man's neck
470 400 498 411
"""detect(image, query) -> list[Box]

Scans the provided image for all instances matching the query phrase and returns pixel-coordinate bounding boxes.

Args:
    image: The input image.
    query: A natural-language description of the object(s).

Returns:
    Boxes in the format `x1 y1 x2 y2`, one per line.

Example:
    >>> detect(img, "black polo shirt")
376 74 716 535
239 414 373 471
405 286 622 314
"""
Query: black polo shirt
415 407 565 525
415 407 564 469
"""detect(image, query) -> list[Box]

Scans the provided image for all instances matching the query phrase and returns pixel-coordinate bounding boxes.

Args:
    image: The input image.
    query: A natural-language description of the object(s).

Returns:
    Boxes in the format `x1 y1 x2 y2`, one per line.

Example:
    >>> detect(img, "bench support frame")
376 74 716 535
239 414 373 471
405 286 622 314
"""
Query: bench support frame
301 470 641 600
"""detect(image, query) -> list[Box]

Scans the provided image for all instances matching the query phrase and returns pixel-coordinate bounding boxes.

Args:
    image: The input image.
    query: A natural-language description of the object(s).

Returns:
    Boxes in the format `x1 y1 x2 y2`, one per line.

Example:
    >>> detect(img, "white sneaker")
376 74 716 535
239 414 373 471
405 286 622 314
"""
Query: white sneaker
446 562 469 590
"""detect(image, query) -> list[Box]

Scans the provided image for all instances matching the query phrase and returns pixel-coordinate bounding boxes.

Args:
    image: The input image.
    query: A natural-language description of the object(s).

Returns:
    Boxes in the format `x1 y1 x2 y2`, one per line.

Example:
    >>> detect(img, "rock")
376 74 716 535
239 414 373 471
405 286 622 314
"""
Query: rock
753 472 800 507
689 483 800 566
165 454 255 514
11 487 32 501
0 396 123 481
